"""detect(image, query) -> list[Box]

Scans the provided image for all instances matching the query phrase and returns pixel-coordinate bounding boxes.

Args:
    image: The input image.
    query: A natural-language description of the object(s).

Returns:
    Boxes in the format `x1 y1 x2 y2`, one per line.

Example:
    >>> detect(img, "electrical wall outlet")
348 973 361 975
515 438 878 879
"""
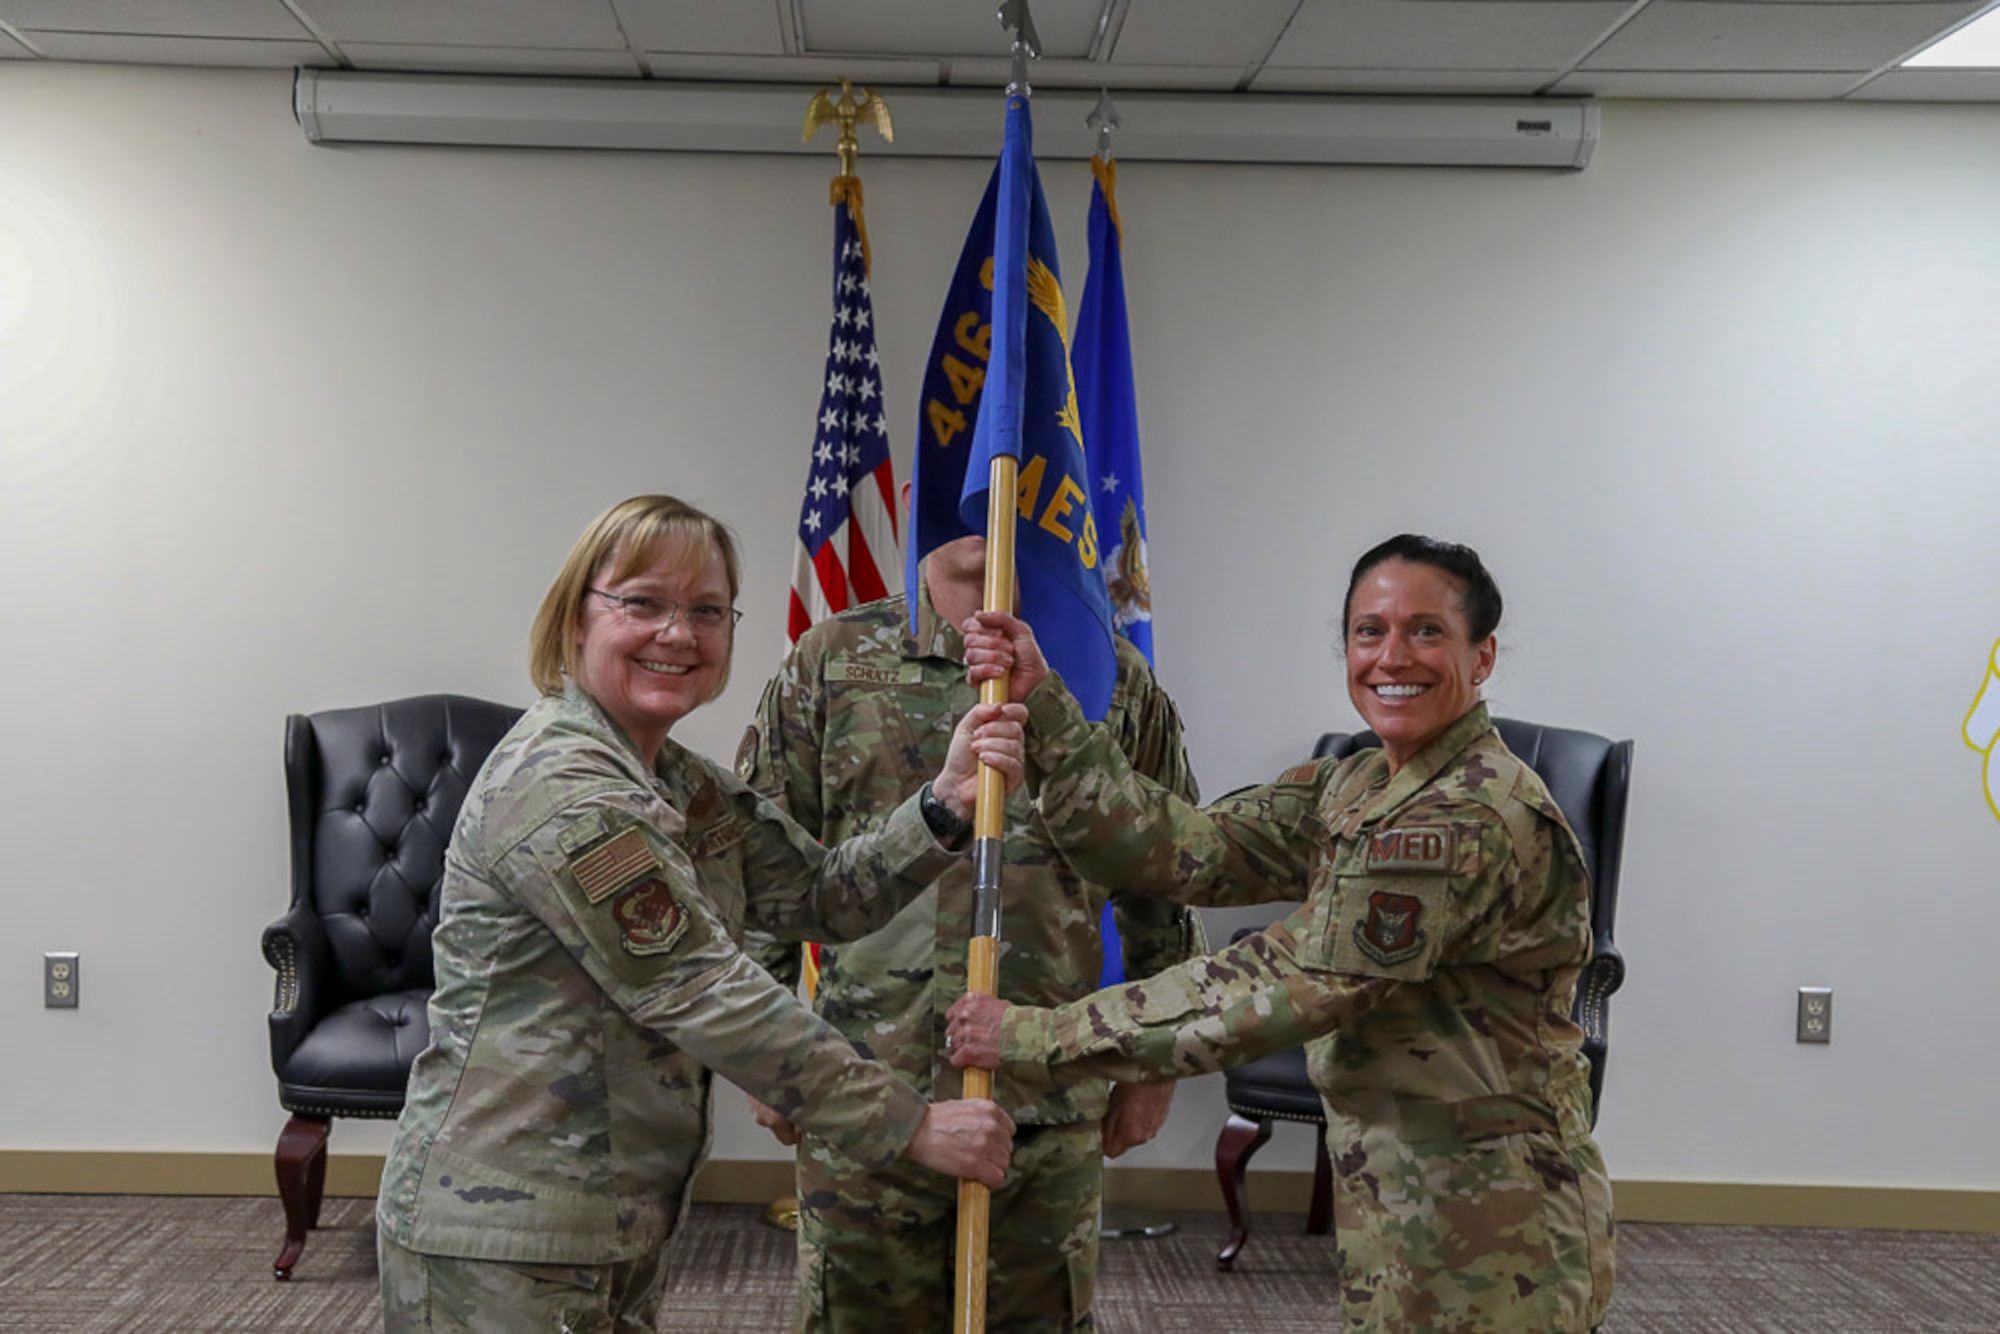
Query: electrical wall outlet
1797 986 1831 1044
44 952 79 1009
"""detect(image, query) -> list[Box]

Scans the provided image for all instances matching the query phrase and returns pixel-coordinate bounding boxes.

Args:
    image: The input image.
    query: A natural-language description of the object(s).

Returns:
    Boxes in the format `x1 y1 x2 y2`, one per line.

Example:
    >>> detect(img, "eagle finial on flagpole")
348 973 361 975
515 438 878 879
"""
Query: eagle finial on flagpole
803 77 893 179
999 0 1041 97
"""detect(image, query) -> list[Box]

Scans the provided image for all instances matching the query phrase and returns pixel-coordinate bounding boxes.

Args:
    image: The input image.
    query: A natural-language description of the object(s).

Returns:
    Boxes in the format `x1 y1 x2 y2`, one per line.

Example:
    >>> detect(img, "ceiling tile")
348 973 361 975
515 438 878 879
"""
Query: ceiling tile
1110 0 1296 67
1580 2 1985 72
343 43 642 76
610 0 784 54
801 0 1104 60
24 31 330 66
640 50 940 83
1252 66 1551 95
948 57 1246 91
1268 2 1630 72
0 1 309 40
1550 68 1864 97
1849 67 2000 99
296 0 630 51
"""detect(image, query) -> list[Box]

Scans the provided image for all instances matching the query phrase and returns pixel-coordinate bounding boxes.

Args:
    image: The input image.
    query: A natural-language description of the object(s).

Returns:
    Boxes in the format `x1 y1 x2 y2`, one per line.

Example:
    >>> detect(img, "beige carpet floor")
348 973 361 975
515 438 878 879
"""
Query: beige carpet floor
1 1195 1996 1331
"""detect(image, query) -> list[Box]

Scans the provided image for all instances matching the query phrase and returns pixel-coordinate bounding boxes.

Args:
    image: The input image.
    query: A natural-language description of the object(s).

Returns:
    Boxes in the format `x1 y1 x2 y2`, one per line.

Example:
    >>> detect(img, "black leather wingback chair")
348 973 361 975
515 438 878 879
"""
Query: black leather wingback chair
261 695 520 1279
1213 716 1632 1269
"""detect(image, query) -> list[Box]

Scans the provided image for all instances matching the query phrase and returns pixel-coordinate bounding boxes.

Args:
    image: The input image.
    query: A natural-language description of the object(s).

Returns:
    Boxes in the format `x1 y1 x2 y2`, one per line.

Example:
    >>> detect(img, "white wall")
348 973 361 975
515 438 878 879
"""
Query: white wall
3 64 1996 1192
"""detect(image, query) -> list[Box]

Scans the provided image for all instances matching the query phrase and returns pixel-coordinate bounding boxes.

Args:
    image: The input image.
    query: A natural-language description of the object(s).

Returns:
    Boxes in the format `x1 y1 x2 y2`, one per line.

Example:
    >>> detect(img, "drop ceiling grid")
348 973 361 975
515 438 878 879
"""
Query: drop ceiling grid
947 56 1246 90
0 1 310 40
639 51 939 84
26 31 329 66
1851 65 2000 95
1267 2 1637 72
1551 67 1870 95
1578 0 1989 72
1253 67 1555 93
798 0 1104 60
0 0 1991 100
289 0 630 51
1108 0 1298 68
610 0 787 56
339 43 643 78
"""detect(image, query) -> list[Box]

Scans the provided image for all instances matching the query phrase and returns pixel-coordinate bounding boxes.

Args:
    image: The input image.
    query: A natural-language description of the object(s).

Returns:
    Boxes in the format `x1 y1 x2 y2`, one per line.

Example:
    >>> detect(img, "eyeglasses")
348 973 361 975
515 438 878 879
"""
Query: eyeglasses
586 588 743 633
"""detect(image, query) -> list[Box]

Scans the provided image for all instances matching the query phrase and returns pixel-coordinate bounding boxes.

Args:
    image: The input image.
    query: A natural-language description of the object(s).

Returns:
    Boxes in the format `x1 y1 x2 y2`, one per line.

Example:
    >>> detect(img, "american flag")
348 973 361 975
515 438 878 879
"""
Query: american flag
788 189 900 642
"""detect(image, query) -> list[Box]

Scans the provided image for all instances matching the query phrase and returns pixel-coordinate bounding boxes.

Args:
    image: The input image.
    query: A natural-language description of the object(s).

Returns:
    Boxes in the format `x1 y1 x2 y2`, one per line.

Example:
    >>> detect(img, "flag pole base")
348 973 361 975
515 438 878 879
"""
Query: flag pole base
1099 1205 1176 1241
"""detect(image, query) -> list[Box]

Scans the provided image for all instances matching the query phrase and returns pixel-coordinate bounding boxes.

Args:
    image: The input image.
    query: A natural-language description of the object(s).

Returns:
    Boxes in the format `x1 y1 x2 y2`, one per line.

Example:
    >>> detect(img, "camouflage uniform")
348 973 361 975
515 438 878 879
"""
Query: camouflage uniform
376 683 961 1330
738 583 1203 1331
997 688 1615 1332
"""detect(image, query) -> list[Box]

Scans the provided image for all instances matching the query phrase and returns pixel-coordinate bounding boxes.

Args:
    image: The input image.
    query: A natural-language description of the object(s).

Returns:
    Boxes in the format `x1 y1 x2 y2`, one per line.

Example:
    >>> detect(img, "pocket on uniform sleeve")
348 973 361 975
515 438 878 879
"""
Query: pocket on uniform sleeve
1118 969 1209 1025
1293 885 1343 974
1330 874 1451 981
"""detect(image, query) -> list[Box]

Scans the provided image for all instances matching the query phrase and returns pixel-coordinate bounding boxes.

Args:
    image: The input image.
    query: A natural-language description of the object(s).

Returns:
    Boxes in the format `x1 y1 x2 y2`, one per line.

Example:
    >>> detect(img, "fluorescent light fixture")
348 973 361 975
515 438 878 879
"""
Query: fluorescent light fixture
294 71 1599 170
1903 5 2000 66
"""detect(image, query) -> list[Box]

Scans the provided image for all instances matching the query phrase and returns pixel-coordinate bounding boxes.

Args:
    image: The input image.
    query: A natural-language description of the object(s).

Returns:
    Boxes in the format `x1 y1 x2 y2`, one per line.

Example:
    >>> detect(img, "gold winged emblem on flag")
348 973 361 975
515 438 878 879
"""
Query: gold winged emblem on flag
1106 498 1151 632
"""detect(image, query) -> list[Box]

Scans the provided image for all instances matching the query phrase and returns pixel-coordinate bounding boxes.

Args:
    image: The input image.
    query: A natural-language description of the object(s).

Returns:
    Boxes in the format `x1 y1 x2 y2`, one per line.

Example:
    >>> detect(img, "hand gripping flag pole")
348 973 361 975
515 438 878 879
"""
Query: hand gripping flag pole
910 0 1111 1320
956 9 1039 1330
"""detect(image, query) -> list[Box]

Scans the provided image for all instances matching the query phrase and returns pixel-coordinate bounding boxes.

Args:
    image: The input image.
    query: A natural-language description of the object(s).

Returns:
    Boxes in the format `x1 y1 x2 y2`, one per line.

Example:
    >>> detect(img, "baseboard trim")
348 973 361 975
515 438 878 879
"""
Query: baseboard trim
2 1153 1992 1233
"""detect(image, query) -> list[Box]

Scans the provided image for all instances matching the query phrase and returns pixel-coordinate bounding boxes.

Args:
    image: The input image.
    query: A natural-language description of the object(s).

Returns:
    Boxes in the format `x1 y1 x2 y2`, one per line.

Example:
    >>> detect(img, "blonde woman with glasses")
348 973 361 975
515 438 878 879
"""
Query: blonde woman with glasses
377 495 1023 1332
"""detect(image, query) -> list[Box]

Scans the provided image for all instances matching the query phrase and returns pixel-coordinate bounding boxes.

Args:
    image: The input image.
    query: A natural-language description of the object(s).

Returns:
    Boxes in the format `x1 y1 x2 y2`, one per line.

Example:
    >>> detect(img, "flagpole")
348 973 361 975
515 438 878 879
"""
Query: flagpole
955 9 1040 1331
767 77 896 1235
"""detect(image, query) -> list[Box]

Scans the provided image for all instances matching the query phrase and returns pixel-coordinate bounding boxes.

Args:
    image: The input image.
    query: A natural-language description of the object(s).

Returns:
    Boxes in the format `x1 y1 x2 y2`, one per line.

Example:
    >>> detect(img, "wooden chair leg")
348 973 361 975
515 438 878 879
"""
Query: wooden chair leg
273 1114 330 1280
304 1131 329 1229
1306 1127 1333 1235
1213 1112 1274 1271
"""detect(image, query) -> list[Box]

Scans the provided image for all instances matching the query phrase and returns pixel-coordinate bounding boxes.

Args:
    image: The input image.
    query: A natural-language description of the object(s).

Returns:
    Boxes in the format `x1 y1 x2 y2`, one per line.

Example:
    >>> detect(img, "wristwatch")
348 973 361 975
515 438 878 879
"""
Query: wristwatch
919 782 972 845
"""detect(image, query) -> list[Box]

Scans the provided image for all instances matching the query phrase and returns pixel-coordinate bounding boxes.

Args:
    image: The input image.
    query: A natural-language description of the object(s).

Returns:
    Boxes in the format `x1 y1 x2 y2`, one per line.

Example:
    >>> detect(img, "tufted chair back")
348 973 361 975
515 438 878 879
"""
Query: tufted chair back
286 698 504 1005
260 693 520 1279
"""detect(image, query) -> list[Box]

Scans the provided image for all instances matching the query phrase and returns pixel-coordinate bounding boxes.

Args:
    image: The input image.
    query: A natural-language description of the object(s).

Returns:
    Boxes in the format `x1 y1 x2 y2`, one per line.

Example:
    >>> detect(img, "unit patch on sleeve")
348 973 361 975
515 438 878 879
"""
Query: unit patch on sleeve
1365 824 1454 872
1354 890 1428 967
610 879 687 955
568 826 660 904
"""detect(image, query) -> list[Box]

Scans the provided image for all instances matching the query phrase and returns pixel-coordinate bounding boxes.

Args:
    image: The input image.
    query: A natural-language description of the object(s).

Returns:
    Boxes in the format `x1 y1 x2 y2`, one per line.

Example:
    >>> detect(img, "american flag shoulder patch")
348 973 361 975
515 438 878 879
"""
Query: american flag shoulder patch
1278 761 1323 786
569 826 659 905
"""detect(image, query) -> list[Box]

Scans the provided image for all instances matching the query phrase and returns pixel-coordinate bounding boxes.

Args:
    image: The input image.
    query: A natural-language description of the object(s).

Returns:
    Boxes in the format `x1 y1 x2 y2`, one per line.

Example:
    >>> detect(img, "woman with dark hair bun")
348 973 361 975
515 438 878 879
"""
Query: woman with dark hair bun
947 538 1614 1331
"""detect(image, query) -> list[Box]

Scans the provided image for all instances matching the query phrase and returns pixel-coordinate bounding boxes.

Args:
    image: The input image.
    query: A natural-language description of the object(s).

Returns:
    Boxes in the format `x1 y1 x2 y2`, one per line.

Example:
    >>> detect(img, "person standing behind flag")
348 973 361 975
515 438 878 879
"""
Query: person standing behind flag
739 528 1201 1331
738 108 1205 1329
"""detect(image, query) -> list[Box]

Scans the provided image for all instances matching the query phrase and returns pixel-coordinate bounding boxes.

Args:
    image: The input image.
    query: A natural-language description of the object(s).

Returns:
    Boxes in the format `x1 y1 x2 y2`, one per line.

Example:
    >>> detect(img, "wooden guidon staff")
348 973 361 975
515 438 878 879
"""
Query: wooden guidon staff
954 11 1041 1329
952 453 1019 1331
